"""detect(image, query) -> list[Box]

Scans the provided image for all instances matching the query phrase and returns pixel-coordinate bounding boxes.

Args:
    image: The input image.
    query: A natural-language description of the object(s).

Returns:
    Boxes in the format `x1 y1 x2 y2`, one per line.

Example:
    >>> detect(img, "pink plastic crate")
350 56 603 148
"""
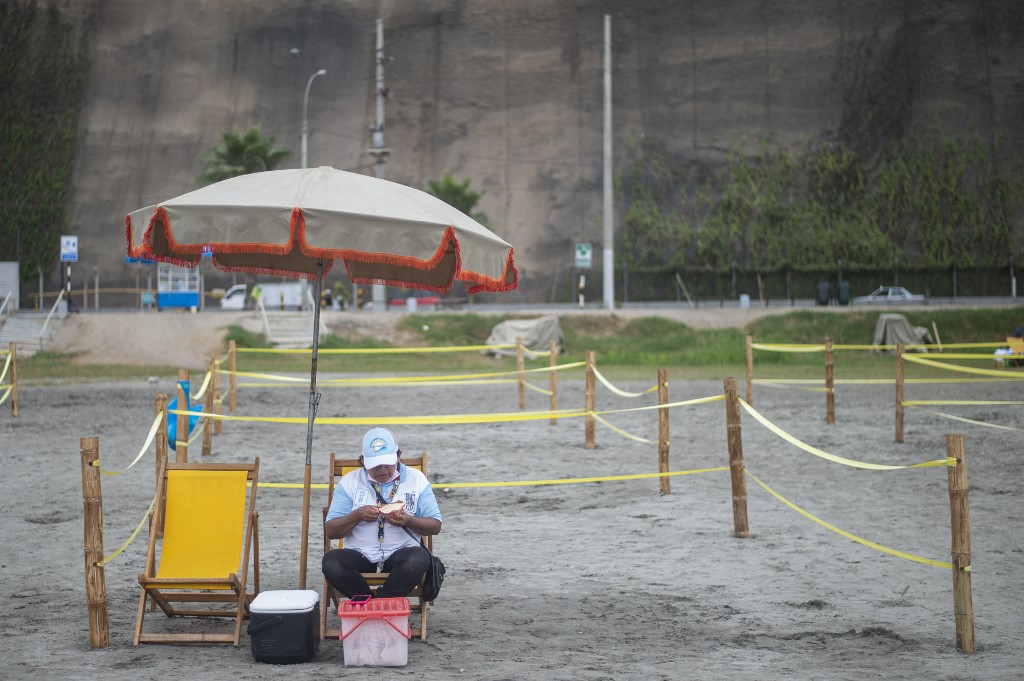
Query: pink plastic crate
339 597 411 666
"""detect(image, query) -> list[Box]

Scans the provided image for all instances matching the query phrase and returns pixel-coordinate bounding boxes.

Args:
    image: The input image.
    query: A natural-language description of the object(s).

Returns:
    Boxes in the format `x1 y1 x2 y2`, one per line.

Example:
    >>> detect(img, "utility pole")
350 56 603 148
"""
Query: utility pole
368 18 390 312
602 14 615 310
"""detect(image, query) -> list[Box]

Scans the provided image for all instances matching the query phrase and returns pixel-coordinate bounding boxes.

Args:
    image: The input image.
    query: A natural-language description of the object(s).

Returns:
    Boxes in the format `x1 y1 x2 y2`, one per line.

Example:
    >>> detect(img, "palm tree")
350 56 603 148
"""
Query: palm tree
197 126 291 186
426 174 491 227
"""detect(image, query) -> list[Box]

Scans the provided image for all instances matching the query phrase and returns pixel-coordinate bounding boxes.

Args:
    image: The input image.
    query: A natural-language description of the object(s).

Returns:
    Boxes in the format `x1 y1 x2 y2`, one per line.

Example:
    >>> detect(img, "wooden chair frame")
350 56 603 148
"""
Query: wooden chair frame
134 459 261 645
321 452 431 640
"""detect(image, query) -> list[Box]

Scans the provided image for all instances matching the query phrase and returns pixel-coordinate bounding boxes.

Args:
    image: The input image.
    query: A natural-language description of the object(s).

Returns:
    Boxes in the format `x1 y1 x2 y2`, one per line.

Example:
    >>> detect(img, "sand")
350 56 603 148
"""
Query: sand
3 342 1023 680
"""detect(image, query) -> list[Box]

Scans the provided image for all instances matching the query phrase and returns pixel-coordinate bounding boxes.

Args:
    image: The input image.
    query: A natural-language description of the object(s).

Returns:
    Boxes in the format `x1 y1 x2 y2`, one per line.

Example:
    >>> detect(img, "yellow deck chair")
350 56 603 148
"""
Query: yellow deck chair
134 460 261 645
1006 337 1024 367
320 452 432 640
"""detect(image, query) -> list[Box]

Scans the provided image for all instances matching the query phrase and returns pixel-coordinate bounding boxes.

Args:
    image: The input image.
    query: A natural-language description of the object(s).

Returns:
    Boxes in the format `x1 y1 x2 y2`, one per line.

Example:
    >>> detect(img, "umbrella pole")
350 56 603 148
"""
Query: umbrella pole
300 261 324 589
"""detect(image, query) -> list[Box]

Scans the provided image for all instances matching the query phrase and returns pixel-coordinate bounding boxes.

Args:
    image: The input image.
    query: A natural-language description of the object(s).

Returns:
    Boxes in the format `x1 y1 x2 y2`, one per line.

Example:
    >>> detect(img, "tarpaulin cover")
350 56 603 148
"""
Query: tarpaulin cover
871 313 933 353
485 315 563 357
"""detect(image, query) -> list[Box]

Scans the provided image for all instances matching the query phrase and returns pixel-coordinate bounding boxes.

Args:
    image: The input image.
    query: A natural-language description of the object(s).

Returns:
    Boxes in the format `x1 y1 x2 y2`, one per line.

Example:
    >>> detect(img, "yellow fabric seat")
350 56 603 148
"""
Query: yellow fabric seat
134 461 261 645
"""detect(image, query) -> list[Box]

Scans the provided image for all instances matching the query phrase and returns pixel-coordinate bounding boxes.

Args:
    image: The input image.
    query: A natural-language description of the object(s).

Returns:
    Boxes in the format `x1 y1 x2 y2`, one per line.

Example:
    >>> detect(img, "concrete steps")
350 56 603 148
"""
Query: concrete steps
0 312 64 357
264 311 327 349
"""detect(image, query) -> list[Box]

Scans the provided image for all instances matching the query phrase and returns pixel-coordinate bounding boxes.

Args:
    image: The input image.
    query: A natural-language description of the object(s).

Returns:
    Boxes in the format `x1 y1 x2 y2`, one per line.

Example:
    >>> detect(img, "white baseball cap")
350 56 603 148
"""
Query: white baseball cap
361 427 399 469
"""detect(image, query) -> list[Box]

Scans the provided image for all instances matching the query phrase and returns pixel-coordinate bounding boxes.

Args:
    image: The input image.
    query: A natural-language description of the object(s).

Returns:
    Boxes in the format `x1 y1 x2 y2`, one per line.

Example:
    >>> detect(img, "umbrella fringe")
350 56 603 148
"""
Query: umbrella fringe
125 186 518 293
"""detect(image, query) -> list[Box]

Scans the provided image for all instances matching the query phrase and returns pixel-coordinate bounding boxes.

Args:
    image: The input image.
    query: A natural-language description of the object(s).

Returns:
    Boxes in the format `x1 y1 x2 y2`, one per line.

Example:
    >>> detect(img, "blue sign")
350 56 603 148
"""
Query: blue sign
60 235 78 262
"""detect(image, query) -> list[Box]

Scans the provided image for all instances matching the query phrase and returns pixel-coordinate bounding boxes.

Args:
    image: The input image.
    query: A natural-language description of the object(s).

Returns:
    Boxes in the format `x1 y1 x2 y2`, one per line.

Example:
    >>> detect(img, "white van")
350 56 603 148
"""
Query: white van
219 282 306 310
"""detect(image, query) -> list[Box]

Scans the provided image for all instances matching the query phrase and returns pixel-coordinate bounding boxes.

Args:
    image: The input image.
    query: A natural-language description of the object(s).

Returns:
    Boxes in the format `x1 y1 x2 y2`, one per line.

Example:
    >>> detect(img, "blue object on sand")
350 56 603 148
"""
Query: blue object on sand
167 382 203 450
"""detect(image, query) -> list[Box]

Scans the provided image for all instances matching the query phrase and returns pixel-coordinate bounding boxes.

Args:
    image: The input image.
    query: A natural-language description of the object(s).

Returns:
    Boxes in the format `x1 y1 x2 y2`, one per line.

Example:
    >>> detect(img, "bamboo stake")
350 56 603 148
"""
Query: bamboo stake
201 359 213 456
549 340 557 426
584 351 596 448
229 340 237 412
723 378 750 538
932 321 943 351
945 434 975 653
895 343 905 443
80 436 109 647
176 369 189 463
825 336 835 425
745 335 754 405
154 393 168 538
516 336 525 410
658 368 670 495
9 342 18 417
212 356 222 435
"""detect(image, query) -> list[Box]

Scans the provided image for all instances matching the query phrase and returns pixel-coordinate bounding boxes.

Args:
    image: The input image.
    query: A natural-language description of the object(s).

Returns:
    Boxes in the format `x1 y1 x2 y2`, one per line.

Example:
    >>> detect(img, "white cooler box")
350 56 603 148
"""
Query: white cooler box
248 590 320 664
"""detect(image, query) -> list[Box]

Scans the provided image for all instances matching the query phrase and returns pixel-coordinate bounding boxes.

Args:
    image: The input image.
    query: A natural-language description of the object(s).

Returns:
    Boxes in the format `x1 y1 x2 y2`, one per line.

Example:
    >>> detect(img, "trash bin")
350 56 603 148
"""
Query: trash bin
739 294 750 309
816 282 831 306
836 280 851 306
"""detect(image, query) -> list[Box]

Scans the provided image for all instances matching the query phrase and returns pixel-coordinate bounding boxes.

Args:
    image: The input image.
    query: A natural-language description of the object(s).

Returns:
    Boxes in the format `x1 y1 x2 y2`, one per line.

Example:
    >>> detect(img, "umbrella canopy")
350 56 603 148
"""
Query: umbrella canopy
124 166 518 588
126 166 518 293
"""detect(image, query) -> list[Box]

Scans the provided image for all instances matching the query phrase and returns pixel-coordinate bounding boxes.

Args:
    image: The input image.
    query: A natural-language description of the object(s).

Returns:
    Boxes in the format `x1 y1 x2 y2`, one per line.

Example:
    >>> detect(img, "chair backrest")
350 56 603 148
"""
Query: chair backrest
326 452 429 551
152 461 259 580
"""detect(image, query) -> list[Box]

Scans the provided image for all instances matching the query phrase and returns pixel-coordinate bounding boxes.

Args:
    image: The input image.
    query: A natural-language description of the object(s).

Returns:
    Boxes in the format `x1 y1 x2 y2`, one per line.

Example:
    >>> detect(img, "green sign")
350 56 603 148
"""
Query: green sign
574 243 592 269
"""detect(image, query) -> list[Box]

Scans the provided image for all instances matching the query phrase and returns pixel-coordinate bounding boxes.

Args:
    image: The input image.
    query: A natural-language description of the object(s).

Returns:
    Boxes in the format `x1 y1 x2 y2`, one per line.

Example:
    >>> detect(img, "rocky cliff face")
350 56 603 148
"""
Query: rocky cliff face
65 0 1023 302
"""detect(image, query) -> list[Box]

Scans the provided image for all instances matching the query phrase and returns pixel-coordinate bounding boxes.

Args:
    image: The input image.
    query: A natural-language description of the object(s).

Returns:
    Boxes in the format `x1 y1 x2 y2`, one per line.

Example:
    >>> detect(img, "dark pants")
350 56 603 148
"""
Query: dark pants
322 545 430 599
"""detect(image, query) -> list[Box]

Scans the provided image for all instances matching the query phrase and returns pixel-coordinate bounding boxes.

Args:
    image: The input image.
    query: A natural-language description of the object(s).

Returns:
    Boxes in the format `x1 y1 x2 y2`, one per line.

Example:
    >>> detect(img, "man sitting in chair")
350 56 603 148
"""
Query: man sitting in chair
323 427 442 599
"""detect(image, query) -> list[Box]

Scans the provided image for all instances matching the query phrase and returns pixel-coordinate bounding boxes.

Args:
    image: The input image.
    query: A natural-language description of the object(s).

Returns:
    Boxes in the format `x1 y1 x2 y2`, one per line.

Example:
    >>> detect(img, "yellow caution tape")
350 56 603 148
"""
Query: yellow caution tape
595 394 726 415
756 377 1018 385
0 352 11 383
903 354 1024 378
96 494 157 567
235 343 516 354
182 416 209 447
0 384 11 406
95 412 163 475
922 353 1013 360
438 468 730 488
744 469 952 569
172 407 589 426
256 467 729 490
592 366 660 398
523 381 554 396
752 344 826 353
171 393 725 428
224 361 585 385
930 342 1010 349
903 406 1021 432
903 399 1024 406
257 482 330 489
189 370 213 401
238 379 519 389
755 382 830 393
753 341 1005 352
738 399 951 470
593 414 657 444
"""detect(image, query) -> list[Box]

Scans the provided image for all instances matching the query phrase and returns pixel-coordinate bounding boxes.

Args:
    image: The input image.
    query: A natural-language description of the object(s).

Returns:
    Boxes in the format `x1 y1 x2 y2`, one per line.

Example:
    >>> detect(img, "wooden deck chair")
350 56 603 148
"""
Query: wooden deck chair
134 459 261 645
1006 337 1024 367
321 452 432 641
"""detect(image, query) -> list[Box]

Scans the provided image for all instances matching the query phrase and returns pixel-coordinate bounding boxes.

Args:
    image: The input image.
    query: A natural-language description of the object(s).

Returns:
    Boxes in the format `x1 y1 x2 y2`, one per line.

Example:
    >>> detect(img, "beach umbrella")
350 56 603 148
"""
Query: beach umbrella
125 166 518 586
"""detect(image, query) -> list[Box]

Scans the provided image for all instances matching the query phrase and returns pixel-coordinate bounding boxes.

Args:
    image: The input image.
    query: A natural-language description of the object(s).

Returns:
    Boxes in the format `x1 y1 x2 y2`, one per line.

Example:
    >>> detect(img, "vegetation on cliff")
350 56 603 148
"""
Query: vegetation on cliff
0 1 89 281
618 124 1023 291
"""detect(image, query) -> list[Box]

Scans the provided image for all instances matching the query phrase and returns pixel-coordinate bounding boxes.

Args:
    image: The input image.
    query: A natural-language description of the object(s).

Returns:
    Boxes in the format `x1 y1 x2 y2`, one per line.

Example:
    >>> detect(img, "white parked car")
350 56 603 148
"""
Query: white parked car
852 285 926 305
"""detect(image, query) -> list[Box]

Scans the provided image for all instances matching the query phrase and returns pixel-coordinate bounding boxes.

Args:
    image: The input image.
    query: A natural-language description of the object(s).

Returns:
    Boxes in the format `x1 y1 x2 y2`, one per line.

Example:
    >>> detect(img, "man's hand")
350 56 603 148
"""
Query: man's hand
381 506 408 527
356 504 381 523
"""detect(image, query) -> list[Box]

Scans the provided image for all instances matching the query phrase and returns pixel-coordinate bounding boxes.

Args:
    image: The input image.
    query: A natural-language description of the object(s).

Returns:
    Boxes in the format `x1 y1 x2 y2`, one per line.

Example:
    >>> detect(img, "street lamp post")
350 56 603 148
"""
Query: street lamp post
301 69 327 169
299 68 327 312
